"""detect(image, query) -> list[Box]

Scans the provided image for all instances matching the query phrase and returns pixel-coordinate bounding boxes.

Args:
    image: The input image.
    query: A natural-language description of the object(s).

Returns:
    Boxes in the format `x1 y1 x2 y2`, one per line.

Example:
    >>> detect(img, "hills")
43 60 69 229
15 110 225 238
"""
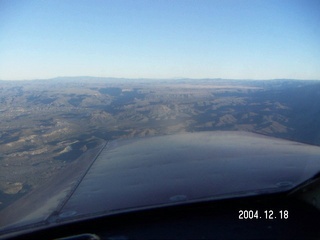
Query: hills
0 77 320 209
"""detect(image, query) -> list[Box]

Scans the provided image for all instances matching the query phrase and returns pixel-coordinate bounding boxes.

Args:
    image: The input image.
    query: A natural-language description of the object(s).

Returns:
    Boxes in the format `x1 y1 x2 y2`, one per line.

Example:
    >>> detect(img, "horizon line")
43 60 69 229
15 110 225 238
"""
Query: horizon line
1 76 320 82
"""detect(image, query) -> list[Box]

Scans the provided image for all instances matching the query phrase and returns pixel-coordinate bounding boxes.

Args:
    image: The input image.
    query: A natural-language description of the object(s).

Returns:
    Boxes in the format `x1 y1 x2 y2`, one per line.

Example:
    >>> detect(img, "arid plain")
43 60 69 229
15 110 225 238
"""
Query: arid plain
1 77 320 209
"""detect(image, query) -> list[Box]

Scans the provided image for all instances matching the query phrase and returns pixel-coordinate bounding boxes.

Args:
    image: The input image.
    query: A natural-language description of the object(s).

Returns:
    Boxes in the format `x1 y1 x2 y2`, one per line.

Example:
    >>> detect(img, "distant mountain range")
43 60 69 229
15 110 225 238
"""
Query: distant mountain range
1 77 320 209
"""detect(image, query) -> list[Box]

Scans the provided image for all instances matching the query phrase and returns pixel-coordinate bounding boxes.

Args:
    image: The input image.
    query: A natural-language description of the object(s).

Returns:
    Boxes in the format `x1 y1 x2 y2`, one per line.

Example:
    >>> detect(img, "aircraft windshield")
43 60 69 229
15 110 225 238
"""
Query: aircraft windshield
0 0 320 236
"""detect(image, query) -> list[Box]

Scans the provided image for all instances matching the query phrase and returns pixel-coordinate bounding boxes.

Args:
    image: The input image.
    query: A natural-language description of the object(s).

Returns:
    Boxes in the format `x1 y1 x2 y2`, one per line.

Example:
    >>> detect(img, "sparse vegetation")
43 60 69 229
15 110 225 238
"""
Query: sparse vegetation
0 77 320 209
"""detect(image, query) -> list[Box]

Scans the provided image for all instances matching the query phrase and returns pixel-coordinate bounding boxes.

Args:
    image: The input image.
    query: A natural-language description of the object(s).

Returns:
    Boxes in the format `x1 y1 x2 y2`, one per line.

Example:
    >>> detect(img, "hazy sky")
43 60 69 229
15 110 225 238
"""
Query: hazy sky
1 0 319 80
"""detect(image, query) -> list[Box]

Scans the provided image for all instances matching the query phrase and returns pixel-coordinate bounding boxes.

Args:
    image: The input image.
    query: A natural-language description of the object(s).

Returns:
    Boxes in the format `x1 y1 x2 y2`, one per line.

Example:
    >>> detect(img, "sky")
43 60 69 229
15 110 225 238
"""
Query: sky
0 0 319 80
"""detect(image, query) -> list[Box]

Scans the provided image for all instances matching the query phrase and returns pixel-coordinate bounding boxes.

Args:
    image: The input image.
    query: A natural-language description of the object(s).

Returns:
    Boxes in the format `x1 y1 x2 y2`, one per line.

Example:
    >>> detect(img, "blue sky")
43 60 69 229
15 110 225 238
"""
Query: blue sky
0 0 319 80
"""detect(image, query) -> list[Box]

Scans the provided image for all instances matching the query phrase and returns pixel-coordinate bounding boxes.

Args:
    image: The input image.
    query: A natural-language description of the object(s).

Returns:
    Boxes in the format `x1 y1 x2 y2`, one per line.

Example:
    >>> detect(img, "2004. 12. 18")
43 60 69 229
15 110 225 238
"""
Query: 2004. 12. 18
239 210 289 220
